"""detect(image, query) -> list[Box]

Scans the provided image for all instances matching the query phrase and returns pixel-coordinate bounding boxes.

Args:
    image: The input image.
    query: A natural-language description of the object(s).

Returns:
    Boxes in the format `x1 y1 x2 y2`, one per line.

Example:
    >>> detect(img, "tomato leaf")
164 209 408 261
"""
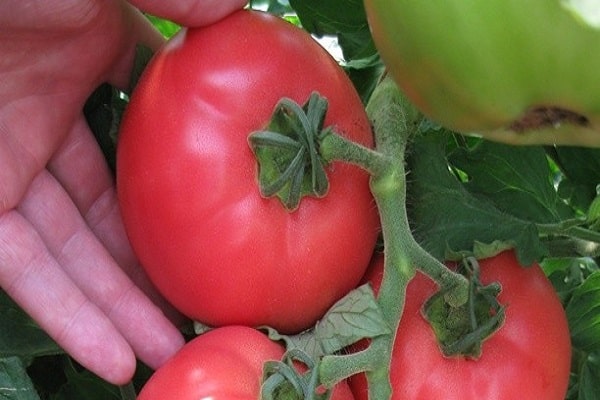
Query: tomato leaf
288 0 375 60
552 146 600 213
345 57 385 105
407 132 547 265
315 284 391 355
0 290 61 359
566 271 600 353
263 285 390 360
449 140 573 223
287 0 382 102
0 357 40 400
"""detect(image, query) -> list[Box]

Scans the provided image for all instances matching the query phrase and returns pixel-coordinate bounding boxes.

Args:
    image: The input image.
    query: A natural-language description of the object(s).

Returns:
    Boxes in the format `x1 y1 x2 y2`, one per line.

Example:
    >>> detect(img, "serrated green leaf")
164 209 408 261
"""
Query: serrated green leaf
262 285 390 360
450 140 573 223
553 147 600 213
0 357 40 400
566 271 600 353
407 133 547 265
315 285 391 355
0 291 61 359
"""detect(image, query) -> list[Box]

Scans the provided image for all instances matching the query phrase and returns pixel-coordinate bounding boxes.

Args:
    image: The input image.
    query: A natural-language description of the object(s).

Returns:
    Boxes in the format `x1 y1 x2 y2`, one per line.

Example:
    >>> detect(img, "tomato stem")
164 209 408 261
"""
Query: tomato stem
319 131 389 176
319 345 379 384
318 76 470 399
319 76 469 306
362 76 461 399
538 220 600 243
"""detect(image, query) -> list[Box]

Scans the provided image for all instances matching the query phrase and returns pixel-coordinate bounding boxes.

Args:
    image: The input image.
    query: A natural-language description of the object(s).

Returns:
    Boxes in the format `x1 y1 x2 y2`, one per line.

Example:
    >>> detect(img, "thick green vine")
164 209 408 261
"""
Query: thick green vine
318 76 471 398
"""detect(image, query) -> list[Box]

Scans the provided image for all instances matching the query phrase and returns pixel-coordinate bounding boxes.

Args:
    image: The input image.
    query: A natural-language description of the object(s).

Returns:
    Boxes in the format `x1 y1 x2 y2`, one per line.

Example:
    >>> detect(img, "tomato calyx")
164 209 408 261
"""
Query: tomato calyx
261 348 328 400
422 257 506 359
249 92 333 211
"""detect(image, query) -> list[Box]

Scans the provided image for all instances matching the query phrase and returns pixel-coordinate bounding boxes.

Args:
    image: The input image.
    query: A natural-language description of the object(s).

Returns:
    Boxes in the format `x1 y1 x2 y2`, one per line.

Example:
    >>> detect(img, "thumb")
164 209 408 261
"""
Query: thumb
127 0 248 27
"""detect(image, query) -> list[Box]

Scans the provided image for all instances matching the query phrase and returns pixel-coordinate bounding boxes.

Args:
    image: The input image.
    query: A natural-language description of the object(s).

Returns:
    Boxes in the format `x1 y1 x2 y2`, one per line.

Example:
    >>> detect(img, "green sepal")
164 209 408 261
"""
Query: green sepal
261 349 329 400
422 257 506 359
249 92 331 211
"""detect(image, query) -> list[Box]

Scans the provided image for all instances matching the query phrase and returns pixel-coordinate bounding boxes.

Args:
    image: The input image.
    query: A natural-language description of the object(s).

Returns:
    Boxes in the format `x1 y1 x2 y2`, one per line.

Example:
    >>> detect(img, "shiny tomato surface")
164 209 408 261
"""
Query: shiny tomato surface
117 10 379 333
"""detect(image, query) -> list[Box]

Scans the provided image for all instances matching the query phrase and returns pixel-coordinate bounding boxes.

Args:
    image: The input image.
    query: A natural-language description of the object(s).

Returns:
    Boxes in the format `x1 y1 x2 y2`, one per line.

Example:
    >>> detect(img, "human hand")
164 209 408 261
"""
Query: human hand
0 0 247 385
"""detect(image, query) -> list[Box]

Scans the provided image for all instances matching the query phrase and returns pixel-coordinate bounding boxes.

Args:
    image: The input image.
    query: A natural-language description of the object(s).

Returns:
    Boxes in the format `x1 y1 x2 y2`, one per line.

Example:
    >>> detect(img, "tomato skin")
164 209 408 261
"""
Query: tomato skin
137 326 355 400
350 251 571 400
364 0 600 146
117 10 379 333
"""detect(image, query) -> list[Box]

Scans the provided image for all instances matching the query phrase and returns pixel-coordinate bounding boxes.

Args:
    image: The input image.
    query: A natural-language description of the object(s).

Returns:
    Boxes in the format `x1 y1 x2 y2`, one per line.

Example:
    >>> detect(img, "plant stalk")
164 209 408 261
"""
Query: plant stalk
318 76 470 399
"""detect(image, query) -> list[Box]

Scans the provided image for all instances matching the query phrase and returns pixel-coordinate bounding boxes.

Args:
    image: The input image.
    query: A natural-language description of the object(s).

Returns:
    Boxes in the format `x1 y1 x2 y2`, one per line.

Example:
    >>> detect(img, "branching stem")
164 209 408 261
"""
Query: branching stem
316 77 470 399
538 221 600 243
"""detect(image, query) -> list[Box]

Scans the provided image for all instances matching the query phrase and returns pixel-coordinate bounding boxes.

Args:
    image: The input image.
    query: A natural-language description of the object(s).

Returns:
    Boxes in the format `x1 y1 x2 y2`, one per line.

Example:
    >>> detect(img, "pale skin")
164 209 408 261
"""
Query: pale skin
0 0 247 385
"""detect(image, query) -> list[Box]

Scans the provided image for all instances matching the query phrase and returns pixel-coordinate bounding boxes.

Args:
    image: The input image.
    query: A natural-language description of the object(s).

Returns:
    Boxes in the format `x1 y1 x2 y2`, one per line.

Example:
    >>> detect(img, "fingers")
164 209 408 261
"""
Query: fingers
16 170 185 373
47 117 185 324
127 0 248 27
46 118 125 267
0 210 136 384
47 117 113 220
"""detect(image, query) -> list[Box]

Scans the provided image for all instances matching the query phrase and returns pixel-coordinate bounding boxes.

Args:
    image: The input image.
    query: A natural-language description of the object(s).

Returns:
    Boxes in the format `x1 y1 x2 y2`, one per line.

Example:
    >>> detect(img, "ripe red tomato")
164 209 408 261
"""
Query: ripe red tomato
116 10 379 333
137 326 355 400
350 251 571 399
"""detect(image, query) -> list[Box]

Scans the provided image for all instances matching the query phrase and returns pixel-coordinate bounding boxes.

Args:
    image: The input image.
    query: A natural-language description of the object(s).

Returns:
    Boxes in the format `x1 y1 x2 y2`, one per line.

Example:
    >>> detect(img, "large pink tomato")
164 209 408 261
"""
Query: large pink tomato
117 10 379 333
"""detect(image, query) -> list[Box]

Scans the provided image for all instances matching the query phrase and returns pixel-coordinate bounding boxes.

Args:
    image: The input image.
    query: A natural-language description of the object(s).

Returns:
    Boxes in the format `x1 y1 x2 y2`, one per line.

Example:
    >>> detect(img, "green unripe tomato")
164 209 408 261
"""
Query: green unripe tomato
365 0 600 146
